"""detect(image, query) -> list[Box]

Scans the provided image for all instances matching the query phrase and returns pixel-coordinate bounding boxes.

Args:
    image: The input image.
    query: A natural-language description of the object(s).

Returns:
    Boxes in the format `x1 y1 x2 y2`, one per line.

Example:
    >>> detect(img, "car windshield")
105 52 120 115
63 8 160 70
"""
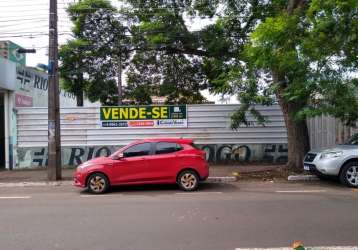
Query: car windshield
344 133 358 145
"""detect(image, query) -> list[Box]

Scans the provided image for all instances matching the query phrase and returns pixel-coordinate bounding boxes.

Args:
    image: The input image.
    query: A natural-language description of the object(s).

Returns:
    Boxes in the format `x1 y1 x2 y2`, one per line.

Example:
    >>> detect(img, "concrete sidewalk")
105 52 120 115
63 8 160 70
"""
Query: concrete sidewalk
0 164 285 186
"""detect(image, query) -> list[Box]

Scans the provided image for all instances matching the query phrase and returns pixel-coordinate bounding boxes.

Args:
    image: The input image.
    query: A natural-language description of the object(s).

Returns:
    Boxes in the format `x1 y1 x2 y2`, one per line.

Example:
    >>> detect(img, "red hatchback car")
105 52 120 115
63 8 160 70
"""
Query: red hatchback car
74 138 209 194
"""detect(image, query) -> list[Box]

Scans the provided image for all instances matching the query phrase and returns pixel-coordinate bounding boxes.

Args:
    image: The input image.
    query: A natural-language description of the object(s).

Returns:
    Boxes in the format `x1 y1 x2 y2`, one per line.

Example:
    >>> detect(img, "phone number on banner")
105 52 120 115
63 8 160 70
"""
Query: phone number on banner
102 119 187 128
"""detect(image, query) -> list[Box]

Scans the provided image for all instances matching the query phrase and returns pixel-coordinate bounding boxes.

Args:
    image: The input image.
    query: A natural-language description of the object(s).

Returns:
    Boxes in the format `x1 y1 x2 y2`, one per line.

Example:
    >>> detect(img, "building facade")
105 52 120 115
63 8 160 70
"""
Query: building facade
0 42 77 170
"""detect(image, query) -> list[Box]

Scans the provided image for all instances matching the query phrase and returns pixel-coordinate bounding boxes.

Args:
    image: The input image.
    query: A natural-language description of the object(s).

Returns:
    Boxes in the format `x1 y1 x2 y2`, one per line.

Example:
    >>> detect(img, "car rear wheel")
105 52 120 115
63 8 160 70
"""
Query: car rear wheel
87 173 109 194
339 162 358 188
177 170 199 191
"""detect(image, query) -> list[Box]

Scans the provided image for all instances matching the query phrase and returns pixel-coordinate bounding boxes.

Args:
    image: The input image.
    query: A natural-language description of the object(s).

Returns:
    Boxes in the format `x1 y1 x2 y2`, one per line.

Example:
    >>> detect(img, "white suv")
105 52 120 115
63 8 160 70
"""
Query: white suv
303 134 358 187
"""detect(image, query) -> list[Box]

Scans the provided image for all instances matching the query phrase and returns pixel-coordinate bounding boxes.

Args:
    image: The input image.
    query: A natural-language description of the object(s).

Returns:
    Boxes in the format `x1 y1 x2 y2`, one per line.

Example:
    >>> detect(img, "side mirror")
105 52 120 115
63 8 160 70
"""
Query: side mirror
112 153 124 160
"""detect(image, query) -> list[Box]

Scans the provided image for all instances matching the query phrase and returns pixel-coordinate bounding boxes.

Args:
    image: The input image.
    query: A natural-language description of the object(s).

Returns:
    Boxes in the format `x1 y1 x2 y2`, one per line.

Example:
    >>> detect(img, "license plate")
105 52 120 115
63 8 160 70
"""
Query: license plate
303 164 310 171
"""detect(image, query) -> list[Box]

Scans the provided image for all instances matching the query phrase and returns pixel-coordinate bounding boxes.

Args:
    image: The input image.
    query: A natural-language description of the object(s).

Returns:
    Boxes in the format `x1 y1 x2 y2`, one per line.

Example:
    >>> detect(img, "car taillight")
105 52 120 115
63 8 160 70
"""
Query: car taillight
200 151 206 160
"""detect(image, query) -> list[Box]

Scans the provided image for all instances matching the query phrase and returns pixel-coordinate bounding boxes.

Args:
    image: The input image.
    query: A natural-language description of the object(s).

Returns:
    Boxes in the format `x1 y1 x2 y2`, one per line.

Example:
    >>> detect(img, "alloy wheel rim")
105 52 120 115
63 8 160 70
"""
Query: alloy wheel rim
346 166 358 186
180 173 197 189
89 176 106 192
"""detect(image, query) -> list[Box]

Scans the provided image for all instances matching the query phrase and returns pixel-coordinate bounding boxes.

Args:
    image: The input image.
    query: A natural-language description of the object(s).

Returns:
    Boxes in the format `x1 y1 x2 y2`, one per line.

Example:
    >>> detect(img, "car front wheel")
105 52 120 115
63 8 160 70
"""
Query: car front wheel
87 173 109 194
340 162 358 188
177 170 199 191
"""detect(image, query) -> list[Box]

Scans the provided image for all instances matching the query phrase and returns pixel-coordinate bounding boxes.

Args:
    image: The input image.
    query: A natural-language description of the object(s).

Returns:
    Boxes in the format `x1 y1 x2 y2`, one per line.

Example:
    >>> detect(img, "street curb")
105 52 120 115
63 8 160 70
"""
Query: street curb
0 181 73 188
288 175 319 181
206 176 238 183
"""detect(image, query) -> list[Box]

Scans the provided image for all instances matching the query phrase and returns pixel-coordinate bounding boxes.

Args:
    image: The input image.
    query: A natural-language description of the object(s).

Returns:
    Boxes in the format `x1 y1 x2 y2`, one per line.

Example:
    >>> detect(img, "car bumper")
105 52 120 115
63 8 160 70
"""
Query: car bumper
73 171 86 188
201 172 209 181
304 158 342 176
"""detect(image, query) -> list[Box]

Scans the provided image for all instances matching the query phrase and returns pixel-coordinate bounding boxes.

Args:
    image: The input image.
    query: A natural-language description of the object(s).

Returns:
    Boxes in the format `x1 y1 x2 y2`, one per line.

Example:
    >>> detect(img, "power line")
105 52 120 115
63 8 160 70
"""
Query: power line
0 27 72 34
0 14 49 19
0 23 72 30
0 18 50 23
0 6 208 11
0 2 69 7
0 8 68 13
0 32 72 38
0 21 49 28
0 18 73 23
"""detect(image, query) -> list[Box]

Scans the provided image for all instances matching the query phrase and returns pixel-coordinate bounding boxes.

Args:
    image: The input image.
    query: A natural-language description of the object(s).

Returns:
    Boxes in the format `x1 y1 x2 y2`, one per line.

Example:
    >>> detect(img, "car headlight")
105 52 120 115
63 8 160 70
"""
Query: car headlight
320 151 343 159
77 163 91 170
76 165 84 171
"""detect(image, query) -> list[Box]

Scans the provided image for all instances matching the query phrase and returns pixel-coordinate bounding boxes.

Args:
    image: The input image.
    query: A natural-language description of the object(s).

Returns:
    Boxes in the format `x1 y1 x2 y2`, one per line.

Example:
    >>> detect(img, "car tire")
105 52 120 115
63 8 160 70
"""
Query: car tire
339 161 358 188
87 173 110 194
177 170 199 191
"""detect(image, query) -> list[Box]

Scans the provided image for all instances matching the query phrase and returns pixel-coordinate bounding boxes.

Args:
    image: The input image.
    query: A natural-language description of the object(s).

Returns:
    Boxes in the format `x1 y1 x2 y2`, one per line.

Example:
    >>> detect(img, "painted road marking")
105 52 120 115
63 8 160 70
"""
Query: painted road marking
275 190 326 193
175 192 223 195
0 196 31 199
235 247 358 250
80 194 123 198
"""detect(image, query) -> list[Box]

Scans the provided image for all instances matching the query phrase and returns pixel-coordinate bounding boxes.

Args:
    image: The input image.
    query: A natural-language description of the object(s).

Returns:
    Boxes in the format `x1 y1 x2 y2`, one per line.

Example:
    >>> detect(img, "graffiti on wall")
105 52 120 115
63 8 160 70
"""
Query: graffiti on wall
198 144 287 164
16 143 288 168
17 146 120 168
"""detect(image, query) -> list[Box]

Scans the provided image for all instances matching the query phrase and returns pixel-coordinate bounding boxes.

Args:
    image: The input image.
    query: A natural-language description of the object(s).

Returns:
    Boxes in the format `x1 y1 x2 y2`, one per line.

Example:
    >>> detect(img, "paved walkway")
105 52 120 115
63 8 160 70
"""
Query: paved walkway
0 164 285 183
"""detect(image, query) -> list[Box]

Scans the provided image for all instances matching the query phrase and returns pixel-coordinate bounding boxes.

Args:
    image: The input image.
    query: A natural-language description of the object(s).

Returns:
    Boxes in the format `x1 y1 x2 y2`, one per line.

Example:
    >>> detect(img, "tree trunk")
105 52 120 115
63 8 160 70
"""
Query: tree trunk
76 74 84 107
76 90 84 107
117 55 123 105
276 89 310 172
273 0 310 172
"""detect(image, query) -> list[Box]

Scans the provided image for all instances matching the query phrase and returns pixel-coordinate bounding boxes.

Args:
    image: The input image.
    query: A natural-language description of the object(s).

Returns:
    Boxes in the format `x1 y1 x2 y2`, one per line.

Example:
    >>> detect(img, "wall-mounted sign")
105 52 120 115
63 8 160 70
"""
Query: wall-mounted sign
100 105 187 128
0 41 26 66
15 93 33 107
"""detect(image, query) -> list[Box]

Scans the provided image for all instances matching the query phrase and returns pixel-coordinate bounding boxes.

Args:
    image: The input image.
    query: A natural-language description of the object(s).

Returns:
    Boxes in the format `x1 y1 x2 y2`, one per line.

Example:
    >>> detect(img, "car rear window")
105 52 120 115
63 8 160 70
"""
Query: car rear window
155 142 182 155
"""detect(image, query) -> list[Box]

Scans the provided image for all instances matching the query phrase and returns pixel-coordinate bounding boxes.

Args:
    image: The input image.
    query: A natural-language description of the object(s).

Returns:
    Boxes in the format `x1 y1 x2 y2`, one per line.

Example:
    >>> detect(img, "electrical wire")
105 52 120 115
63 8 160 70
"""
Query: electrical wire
0 32 73 38
0 28 73 34
0 2 69 8
0 18 50 23
0 14 49 19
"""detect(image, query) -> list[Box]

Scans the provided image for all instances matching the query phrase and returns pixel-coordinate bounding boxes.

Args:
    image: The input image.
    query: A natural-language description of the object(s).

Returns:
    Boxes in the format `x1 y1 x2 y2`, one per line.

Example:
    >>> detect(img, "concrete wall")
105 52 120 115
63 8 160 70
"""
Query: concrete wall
15 104 288 168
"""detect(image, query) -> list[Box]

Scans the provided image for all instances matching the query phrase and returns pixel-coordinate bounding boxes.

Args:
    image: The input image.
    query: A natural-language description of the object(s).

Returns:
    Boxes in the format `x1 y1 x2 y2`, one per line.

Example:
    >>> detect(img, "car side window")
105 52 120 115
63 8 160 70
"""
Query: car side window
155 142 182 155
123 143 152 158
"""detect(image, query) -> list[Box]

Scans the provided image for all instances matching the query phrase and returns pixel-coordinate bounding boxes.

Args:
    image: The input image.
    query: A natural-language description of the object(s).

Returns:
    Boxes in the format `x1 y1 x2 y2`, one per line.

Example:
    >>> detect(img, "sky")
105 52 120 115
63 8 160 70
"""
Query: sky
0 0 236 103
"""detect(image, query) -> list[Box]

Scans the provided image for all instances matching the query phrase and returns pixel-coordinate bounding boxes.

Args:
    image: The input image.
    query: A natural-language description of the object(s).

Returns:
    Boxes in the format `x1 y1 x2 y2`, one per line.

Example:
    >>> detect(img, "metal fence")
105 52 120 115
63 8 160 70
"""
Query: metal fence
16 104 287 148
307 116 358 149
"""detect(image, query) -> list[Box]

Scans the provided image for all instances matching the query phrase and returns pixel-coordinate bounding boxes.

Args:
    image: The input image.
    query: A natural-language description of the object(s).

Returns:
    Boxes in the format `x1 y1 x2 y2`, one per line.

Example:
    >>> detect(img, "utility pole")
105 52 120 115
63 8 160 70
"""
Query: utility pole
48 0 62 180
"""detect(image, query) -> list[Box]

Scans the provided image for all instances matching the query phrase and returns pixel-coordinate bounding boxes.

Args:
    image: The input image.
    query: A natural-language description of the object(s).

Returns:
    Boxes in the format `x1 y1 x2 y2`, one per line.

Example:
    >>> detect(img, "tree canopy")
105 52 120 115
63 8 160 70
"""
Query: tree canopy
59 0 358 170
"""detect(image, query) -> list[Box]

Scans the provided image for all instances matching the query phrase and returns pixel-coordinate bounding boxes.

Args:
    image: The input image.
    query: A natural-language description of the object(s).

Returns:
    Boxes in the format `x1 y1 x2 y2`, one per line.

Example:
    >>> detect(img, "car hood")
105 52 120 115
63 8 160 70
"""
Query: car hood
310 144 358 154
80 157 112 167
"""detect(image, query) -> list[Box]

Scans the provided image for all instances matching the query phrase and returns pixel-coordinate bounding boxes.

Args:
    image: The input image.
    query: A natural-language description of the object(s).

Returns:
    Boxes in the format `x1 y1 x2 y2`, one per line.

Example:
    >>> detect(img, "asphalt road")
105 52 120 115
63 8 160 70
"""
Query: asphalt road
0 181 358 250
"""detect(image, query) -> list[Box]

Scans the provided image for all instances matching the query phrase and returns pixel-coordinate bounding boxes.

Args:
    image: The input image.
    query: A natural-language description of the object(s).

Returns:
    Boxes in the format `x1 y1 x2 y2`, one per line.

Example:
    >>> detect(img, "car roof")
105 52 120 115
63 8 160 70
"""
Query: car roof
134 138 194 144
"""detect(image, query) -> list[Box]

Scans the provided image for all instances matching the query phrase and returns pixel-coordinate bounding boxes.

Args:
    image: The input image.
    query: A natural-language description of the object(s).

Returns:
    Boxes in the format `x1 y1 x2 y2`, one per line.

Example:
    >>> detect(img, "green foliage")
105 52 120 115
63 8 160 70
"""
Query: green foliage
125 51 207 104
59 39 89 97
60 0 358 129
60 0 127 105
67 0 115 37
234 0 358 127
